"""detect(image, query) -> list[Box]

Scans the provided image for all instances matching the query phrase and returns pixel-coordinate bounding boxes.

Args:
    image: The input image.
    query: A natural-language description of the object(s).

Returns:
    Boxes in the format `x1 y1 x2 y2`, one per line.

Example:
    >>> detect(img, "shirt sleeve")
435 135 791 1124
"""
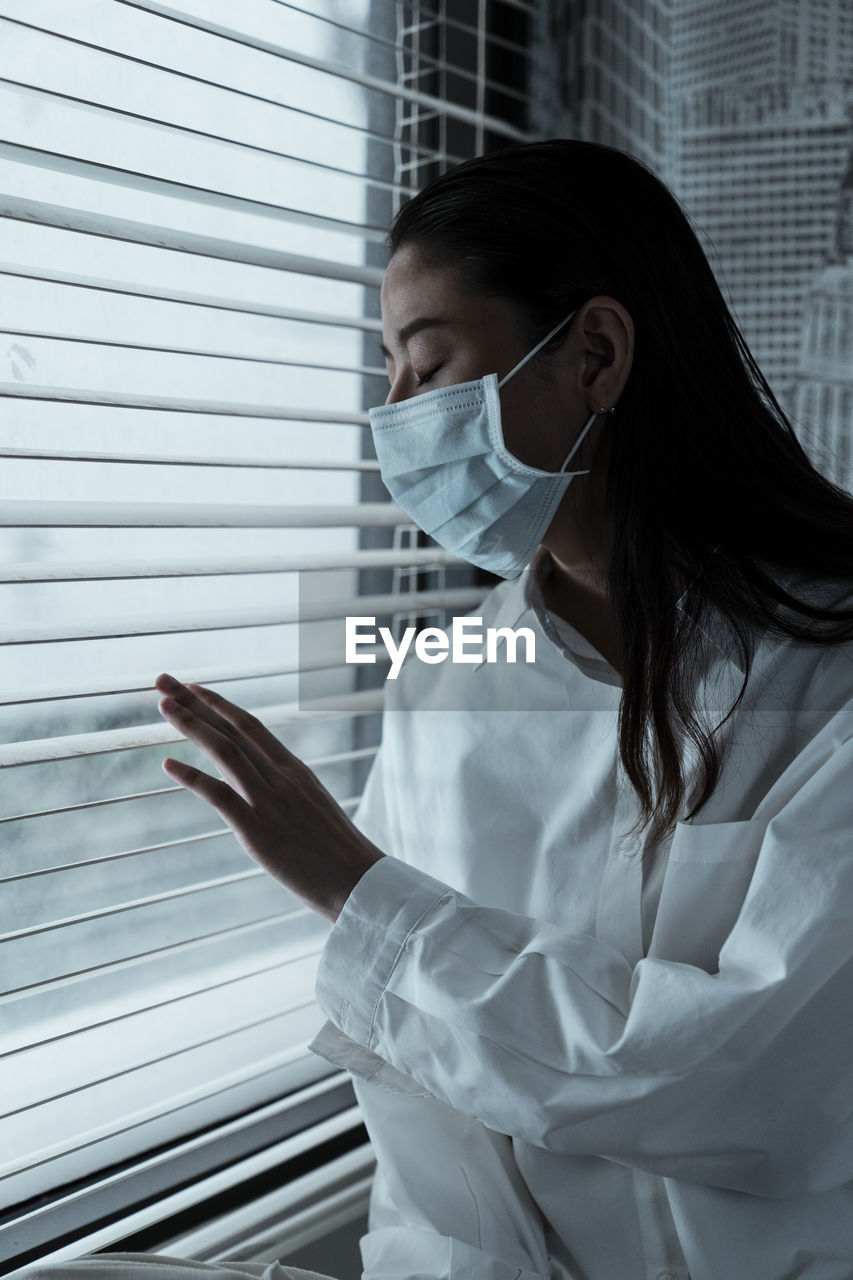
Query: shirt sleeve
316 727 853 1201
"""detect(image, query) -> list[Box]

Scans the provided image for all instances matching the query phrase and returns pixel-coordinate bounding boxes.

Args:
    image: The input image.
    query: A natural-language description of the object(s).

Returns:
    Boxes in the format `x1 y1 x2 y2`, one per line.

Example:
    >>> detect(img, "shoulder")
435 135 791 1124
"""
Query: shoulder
741 573 853 818
769 570 853 708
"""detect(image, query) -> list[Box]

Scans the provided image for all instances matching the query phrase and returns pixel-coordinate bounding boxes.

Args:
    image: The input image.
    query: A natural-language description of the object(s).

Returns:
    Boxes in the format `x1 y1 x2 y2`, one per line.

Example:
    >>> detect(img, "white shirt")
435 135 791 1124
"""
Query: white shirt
309 549 853 1280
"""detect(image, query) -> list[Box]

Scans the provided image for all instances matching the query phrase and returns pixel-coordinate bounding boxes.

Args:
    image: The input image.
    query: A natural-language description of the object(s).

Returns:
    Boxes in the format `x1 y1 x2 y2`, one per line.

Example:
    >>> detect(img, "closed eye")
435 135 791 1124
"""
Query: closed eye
415 364 444 388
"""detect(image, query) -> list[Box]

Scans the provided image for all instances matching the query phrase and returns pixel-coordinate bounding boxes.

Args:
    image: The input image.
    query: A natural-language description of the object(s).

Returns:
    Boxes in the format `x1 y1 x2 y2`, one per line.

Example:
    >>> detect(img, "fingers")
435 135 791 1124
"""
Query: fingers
158 689 268 801
162 755 251 824
155 674 293 772
188 682 296 768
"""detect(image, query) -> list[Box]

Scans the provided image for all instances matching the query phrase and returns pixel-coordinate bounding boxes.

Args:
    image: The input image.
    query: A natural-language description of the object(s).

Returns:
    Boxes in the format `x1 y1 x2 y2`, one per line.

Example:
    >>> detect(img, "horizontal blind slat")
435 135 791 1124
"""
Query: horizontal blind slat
0 688 390 766
0 653 392 706
3 885 318 1089
0 337 383 383
1 1 426 151
0 271 387 367
1 402 378 463
0 80 390 233
1 910 323 1002
2 868 273 944
0 1055 343 1210
0 263 382 331
2 547 461 583
3 883 309 990
5 792 359 883
4 961 324 1111
116 0 533 141
0 586 486 646
0 448 383 471
3 944 324 1065
0 148 385 279
0 331 373 416
2 749 377 823
0 20 416 192
0 4 449 163
5 826 234 884
7 791 356 830
0 500 400 526
0 216 383 329
2 1088 360 1268
1 1008 327 1180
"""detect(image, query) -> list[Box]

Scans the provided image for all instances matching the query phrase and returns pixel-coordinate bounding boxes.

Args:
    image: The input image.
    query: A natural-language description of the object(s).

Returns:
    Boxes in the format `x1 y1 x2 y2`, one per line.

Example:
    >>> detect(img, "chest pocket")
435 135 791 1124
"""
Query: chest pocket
647 818 770 972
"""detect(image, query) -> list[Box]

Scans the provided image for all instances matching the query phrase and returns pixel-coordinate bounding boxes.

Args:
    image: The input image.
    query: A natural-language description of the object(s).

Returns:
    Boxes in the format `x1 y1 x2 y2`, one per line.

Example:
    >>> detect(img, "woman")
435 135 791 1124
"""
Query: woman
34 141 853 1279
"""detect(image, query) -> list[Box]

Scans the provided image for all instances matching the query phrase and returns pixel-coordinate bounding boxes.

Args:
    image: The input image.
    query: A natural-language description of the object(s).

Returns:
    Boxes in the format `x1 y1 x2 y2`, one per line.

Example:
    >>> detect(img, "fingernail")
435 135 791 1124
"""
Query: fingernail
158 673 180 691
161 696 179 712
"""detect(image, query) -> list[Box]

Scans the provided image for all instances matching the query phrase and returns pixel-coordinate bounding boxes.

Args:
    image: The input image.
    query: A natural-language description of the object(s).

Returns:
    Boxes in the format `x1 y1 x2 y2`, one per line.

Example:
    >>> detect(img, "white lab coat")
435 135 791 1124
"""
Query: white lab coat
309 547 853 1280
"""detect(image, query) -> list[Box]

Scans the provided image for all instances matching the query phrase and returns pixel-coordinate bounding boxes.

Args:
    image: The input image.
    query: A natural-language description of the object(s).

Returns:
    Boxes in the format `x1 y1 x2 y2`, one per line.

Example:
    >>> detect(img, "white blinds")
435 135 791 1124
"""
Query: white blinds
0 0 533 1259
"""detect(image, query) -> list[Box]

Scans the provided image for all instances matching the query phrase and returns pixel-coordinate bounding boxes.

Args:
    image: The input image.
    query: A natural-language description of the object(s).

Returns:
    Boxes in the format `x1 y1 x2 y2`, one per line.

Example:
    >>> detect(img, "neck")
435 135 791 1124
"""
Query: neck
538 548 622 677
537 427 622 671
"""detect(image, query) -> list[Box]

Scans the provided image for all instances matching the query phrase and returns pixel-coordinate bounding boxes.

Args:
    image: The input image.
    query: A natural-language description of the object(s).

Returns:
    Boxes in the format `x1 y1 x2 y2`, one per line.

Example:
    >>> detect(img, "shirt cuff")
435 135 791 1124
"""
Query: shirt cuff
314 855 452 1049
307 1019 436 1097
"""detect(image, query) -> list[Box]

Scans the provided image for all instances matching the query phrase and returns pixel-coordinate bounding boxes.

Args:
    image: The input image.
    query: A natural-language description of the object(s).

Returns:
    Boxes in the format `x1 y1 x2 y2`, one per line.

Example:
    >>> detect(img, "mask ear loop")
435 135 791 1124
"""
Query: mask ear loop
497 309 578 389
558 410 598 473
497 308 602 477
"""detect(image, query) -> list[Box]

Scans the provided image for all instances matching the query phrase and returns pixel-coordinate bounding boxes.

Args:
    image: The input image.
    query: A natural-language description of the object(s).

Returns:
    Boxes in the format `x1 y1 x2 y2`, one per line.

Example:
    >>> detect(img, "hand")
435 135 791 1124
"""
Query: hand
154 673 385 923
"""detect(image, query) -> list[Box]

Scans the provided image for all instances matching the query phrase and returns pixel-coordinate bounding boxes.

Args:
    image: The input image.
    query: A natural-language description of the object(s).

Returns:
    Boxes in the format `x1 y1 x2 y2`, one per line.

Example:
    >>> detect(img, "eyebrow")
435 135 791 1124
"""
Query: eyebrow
379 317 450 359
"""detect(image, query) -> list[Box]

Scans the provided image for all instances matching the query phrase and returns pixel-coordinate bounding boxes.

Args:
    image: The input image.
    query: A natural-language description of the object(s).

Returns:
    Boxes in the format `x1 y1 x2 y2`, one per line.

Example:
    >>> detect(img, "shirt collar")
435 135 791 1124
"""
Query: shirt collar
489 546 752 678
486 547 844 693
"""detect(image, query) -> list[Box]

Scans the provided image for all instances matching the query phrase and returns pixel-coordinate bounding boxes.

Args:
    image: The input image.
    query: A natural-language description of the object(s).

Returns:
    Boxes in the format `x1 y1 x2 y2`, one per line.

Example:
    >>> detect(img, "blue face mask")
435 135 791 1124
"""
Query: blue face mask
368 310 599 580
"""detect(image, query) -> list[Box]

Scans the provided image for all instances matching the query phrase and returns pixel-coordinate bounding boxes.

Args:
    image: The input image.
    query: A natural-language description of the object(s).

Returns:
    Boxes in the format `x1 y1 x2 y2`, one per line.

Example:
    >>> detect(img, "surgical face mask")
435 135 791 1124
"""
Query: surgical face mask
368 309 599 580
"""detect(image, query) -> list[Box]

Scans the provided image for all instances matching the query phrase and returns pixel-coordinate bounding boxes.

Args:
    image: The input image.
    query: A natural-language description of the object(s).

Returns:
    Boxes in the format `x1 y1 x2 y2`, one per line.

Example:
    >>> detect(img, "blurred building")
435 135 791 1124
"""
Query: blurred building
788 143 853 490
671 0 853 88
531 0 672 178
670 0 853 405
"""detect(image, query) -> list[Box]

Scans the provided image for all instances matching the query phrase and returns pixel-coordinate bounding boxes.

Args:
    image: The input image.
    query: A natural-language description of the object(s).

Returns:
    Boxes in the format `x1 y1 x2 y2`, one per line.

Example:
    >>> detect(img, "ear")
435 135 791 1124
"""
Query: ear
576 296 635 411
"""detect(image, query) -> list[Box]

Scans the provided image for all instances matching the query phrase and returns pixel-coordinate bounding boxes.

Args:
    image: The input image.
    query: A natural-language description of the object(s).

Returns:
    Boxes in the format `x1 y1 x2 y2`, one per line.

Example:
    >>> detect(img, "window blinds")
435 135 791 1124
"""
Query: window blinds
0 0 533 1263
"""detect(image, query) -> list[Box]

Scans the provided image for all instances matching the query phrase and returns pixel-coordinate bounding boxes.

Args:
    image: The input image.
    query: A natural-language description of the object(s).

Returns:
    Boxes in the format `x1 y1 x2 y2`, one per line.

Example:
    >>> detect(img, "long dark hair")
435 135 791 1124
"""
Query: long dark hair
388 139 853 849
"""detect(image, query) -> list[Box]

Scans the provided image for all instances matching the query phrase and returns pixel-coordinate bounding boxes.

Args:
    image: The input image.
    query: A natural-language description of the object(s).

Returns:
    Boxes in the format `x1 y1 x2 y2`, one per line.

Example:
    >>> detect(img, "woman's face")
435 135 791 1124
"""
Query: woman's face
378 241 634 570
379 243 625 474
